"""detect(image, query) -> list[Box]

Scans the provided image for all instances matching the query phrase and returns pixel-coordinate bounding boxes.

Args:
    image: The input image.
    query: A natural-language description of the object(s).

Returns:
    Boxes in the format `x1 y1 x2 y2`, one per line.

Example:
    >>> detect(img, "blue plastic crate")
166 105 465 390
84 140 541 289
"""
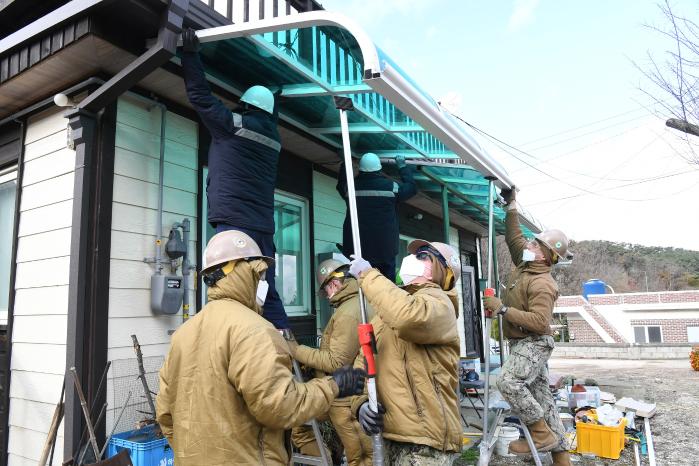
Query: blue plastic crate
107 424 174 466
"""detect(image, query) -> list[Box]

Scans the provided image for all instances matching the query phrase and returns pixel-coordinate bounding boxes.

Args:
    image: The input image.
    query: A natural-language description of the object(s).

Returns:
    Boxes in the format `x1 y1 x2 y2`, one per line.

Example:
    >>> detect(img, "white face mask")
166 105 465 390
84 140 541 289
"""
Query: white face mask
256 279 269 307
399 254 426 285
522 249 536 262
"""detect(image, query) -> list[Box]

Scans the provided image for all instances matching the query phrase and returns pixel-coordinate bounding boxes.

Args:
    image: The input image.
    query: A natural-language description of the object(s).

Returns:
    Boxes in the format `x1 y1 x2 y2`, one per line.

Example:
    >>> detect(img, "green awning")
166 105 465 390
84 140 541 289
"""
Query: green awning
187 12 542 235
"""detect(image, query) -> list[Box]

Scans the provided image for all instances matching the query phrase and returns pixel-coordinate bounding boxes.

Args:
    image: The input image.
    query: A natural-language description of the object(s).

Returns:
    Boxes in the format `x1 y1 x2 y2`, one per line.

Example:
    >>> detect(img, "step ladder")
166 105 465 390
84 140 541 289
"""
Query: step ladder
282 330 331 466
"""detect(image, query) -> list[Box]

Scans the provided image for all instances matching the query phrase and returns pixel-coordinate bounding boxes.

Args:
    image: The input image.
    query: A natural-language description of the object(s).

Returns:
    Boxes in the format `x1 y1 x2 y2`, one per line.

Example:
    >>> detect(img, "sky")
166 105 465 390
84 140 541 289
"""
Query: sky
319 0 699 251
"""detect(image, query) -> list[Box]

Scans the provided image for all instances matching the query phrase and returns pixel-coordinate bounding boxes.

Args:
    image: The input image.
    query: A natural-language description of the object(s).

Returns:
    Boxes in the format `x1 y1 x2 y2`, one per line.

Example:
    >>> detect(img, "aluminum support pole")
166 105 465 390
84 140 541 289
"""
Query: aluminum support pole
492 229 505 365
338 103 384 466
478 178 497 466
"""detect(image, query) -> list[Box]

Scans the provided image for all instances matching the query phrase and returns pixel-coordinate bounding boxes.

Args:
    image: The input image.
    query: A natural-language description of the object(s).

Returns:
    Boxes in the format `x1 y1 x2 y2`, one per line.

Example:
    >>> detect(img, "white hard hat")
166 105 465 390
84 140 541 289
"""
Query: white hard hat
359 153 382 172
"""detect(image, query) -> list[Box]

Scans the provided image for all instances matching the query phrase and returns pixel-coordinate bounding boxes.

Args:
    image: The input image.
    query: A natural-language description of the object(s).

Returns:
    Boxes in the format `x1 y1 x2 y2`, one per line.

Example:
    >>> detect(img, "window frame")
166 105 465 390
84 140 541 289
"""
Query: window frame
632 325 663 344
199 173 312 316
0 164 19 325
273 189 311 316
687 326 699 343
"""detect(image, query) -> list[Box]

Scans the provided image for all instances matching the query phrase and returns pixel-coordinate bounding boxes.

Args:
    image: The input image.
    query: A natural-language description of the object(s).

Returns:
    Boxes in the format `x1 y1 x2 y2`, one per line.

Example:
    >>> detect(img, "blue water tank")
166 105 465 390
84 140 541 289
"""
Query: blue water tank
583 279 607 300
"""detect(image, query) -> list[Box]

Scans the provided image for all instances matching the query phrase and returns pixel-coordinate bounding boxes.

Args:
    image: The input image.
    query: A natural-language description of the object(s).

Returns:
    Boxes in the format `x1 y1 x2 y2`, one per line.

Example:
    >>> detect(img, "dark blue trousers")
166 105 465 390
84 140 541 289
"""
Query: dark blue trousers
373 259 396 283
215 224 289 329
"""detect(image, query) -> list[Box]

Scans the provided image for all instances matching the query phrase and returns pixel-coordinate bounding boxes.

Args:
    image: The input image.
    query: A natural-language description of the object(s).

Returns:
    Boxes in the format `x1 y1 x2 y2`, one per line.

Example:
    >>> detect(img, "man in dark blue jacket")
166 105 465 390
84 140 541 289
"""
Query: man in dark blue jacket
337 153 417 282
181 28 289 329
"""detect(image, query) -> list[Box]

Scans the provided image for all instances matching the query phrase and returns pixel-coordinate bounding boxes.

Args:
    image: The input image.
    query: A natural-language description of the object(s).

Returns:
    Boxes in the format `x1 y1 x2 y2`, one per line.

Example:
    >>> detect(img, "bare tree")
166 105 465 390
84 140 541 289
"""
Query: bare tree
638 0 699 164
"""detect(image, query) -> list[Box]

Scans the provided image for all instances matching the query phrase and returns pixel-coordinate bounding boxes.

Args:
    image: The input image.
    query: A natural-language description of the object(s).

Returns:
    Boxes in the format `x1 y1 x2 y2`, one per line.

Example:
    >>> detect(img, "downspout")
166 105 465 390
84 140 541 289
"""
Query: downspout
156 104 166 274
441 185 449 243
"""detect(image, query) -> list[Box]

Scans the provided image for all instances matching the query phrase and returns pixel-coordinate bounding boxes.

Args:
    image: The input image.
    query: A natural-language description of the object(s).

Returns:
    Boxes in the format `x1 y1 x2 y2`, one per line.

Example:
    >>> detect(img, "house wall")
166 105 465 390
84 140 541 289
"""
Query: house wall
8 106 74 465
105 96 198 431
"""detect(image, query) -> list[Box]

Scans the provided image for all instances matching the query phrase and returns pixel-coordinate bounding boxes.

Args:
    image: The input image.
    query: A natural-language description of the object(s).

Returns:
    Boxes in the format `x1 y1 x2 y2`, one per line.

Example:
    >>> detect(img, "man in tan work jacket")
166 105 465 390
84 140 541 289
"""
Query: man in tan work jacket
348 240 462 466
156 230 366 465
483 188 573 466
289 259 373 465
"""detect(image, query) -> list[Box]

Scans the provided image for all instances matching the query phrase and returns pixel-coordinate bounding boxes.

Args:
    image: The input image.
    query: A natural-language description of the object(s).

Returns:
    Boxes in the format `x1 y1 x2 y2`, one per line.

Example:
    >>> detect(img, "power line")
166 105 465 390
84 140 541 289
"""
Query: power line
529 169 699 206
518 105 653 147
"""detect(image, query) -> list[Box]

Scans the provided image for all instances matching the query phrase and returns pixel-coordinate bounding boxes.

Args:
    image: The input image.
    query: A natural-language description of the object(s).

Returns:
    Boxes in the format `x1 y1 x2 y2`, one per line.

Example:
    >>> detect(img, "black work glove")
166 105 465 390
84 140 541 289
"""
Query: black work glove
358 401 385 435
500 186 516 205
182 28 201 53
331 366 366 398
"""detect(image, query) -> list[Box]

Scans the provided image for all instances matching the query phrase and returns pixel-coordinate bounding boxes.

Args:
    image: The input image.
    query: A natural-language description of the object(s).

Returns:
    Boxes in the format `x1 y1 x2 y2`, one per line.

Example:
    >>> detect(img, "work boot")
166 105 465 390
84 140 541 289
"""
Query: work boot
509 418 559 455
551 451 572 466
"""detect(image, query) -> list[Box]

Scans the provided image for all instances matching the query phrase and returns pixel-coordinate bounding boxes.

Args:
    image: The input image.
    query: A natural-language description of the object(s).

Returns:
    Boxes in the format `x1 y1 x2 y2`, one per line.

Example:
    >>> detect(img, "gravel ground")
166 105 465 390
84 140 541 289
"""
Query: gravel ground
455 358 699 466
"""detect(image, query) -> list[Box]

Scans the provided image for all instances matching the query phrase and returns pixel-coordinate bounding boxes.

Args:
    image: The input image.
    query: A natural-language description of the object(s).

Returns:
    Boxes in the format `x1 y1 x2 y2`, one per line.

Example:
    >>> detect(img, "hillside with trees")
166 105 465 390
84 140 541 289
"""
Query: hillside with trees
494 238 699 296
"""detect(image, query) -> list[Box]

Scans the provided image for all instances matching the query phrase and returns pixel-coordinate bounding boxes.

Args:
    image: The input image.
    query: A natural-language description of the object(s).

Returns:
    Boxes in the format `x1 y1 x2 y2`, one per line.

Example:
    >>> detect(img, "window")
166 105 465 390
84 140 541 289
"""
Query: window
633 325 663 343
0 165 18 325
273 191 310 315
687 327 699 343
200 169 311 316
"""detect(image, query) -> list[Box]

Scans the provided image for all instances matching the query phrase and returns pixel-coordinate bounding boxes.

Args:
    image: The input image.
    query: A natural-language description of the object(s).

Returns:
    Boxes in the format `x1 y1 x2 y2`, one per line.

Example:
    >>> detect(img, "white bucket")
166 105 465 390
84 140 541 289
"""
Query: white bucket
496 426 521 457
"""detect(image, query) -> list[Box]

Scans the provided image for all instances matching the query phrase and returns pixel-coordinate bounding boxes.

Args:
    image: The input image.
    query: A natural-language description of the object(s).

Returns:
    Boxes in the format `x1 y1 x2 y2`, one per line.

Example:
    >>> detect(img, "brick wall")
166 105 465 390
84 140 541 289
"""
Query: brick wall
556 296 586 307
630 318 699 343
553 343 695 360
568 318 604 343
587 290 699 306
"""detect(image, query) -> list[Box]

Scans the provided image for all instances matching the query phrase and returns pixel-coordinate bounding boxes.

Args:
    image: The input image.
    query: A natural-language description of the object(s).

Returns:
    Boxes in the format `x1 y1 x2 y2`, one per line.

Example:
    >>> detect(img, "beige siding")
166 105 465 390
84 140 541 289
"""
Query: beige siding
106 96 198 431
8 106 72 466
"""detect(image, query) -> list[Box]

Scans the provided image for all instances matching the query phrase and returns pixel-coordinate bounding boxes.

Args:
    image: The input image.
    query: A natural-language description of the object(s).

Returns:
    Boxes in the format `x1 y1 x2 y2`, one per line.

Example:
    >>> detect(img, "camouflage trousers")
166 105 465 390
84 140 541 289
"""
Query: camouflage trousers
496 335 565 452
384 440 459 466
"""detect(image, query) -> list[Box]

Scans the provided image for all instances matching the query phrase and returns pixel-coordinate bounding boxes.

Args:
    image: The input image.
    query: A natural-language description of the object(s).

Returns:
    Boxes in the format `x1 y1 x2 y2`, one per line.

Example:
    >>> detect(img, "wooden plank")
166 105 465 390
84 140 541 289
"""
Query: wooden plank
17 200 73 237
314 239 340 255
19 172 74 211
8 425 63 462
313 191 345 213
10 343 66 375
25 107 68 144
313 222 342 244
107 342 171 362
114 147 197 193
116 97 162 135
14 256 70 289
23 130 68 162
15 228 72 263
21 148 75 187
13 286 69 316
8 398 61 435
313 205 345 227
10 370 63 408
109 259 153 289
108 316 181 348
11 315 67 345
115 123 198 170
110 229 196 263
165 110 198 148
112 175 196 217
110 202 198 241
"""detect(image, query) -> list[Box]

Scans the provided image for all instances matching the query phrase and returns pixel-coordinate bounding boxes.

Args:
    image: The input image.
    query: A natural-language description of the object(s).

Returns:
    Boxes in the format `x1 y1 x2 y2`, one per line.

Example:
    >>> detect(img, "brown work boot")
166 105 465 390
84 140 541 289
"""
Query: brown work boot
509 418 559 455
552 451 572 465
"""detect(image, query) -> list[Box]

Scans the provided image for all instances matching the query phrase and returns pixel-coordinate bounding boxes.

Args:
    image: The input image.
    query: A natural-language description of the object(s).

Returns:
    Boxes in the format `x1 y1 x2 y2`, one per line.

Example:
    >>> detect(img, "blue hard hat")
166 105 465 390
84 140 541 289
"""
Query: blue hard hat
240 85 274 114
359 152 382 172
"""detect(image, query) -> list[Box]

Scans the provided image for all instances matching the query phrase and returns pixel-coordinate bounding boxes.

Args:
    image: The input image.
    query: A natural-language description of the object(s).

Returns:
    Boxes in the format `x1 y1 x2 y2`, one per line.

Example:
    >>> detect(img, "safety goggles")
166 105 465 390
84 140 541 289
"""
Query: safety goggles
415 246 448 268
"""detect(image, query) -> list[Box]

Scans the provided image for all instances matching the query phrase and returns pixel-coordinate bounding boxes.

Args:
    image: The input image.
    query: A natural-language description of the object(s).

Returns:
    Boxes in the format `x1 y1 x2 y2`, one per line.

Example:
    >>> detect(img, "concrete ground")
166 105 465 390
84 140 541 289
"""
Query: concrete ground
455 358 698 466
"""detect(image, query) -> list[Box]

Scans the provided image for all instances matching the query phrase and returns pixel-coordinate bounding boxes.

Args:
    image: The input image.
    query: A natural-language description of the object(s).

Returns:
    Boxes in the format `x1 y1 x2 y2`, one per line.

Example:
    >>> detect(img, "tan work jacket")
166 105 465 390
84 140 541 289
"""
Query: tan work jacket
502 206 560 339
351 270 462 453
156 262 338 465
295 278 368 404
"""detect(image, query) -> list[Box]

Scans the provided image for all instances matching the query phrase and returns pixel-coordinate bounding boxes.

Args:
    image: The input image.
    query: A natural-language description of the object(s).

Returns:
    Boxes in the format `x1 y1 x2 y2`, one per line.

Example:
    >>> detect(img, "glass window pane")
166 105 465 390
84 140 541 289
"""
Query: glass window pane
273 193 308 315
633 327 647 344
0 168 18 317
688 327 699 342
648 326 662 343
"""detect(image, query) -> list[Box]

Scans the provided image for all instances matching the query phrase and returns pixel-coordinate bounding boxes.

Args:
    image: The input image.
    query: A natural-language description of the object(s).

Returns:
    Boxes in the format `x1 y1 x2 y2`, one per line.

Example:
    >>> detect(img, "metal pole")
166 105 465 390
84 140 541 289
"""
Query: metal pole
441 185 450 243
155 105 166 274
478 178 496 466
338 105 384 466
492 229 506 364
